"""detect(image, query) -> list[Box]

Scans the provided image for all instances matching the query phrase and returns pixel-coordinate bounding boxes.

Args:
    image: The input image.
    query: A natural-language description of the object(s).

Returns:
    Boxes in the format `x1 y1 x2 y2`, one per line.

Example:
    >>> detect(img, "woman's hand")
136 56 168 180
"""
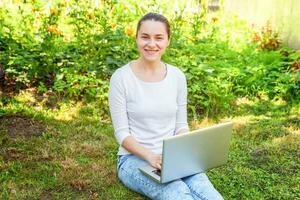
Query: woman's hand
122 136 162 169
146 153 162 170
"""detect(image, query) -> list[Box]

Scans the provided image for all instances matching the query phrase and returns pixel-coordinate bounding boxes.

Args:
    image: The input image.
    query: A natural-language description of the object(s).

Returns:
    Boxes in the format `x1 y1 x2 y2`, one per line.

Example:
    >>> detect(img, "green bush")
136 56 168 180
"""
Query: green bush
0 0 299 118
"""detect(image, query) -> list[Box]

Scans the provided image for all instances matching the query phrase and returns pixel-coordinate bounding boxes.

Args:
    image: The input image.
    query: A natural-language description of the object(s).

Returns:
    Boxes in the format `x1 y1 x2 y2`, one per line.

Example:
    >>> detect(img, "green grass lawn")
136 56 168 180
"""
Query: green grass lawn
0 91 299 199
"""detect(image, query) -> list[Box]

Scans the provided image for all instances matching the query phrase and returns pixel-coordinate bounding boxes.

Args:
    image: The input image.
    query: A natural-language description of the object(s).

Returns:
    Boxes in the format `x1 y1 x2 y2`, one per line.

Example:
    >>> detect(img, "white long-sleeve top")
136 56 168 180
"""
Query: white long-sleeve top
108 62 189 155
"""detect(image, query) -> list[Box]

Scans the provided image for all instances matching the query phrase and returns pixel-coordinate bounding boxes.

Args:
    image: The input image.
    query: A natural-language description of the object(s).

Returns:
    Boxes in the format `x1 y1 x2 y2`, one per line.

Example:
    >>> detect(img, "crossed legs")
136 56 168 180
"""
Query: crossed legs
117 154 223 200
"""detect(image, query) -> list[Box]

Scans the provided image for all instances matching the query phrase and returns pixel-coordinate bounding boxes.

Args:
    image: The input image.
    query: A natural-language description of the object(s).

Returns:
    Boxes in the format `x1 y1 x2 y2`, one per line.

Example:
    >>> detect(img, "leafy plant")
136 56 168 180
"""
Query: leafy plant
0 0 299 118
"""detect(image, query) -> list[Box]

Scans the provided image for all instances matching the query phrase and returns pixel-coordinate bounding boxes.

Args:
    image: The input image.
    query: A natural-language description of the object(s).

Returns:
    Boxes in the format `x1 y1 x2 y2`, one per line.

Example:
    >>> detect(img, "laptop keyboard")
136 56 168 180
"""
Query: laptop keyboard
152 169 161 177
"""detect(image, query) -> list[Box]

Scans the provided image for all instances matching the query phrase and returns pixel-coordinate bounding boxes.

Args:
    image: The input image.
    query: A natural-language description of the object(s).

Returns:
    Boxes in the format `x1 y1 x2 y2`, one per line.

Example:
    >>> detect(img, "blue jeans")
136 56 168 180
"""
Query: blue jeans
117 154 224 200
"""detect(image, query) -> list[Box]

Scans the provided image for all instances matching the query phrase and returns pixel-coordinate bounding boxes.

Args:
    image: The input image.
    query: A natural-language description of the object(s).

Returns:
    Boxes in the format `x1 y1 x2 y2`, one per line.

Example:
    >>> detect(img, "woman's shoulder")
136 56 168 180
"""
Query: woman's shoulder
110 63 131 81
166 63 186 79
111 63 130 76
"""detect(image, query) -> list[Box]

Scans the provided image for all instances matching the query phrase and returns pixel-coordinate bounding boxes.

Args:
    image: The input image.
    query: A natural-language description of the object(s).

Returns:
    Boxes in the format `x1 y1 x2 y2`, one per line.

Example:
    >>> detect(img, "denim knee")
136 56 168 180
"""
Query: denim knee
182 173 224 200
160 180 194 200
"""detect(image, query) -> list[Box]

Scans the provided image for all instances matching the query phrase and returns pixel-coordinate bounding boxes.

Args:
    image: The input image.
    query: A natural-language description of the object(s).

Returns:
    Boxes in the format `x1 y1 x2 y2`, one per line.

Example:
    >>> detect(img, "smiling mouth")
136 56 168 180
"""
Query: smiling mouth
145 49 159 54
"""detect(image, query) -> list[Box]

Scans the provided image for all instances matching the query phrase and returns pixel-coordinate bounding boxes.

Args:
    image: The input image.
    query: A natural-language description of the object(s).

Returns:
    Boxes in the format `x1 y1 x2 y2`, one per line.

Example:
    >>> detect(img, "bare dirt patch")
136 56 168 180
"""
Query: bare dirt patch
0 115 45 138
2 148 28 161
40 190 53 200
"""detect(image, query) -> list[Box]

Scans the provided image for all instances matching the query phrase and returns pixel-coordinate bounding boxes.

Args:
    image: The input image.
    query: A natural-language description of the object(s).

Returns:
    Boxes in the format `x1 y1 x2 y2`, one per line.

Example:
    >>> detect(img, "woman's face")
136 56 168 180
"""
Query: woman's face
136 20 170 62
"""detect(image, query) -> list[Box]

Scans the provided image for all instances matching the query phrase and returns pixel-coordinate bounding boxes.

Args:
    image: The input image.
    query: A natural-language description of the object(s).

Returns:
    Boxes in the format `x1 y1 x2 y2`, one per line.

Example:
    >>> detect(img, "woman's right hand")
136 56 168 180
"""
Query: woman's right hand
121 136 162 169
146 153 162 170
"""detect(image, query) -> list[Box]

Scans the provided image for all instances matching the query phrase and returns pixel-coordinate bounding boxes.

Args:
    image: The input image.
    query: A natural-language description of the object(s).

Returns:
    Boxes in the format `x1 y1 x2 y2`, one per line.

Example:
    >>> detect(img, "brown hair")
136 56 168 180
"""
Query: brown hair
136 12 171 39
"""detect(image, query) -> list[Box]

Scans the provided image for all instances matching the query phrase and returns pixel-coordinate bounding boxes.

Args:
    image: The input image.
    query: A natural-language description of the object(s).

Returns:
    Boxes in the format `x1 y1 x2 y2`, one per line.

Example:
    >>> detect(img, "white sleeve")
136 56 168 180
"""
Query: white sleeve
108 71 130 145
175 71 189 134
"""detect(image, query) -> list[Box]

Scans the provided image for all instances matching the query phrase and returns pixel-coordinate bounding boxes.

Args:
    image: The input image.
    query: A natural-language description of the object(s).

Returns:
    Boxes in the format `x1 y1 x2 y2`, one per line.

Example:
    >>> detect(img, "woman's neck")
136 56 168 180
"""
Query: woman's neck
136 58 163 73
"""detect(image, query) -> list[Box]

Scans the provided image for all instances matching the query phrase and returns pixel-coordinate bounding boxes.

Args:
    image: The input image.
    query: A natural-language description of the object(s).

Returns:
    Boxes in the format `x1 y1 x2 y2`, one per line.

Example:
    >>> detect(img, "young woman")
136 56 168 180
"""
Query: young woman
109 12 223 200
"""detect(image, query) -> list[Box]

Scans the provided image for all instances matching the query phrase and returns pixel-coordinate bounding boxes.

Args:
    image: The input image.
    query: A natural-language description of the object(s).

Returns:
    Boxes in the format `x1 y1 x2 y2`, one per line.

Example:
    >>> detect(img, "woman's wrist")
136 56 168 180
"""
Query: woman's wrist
122 136 154 162
141 150 153 162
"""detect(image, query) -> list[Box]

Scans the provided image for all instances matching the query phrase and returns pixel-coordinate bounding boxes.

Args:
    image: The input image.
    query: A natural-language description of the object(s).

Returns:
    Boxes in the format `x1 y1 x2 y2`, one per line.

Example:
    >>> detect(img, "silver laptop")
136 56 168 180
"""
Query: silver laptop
139 121 233 183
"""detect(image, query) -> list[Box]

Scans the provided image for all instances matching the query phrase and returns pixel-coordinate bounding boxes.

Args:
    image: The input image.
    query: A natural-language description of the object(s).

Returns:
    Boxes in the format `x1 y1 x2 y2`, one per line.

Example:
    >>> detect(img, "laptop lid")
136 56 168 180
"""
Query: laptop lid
160 121 233 183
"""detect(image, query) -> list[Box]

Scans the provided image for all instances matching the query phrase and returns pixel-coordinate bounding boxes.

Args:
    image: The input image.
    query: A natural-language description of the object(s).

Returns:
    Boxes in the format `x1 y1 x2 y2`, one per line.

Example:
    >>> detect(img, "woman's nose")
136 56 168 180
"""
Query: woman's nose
147 39 156 47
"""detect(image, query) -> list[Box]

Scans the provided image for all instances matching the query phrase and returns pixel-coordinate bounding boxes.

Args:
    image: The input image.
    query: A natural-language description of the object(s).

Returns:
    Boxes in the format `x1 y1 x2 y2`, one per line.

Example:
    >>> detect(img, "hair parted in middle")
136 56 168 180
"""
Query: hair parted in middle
136 12 171 39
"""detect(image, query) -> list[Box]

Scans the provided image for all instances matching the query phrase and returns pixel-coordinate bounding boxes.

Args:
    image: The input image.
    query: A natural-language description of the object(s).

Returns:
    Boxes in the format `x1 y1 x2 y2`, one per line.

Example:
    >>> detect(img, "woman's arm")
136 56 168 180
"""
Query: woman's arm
122 136 162 169
109 71 161 169
175 71 189 135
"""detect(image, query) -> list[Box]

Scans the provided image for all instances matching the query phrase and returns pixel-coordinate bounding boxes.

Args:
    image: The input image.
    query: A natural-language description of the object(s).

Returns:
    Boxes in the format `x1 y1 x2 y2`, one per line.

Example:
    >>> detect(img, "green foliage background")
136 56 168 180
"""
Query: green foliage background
0 0 299 118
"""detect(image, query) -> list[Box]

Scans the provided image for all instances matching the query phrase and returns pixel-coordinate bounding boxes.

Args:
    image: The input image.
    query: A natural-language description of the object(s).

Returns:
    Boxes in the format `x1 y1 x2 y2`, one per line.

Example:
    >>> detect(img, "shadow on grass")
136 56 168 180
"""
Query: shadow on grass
230 99 299 168
194 98 300 198
0 95 147 200
209 99 300 199
1 95 299 199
